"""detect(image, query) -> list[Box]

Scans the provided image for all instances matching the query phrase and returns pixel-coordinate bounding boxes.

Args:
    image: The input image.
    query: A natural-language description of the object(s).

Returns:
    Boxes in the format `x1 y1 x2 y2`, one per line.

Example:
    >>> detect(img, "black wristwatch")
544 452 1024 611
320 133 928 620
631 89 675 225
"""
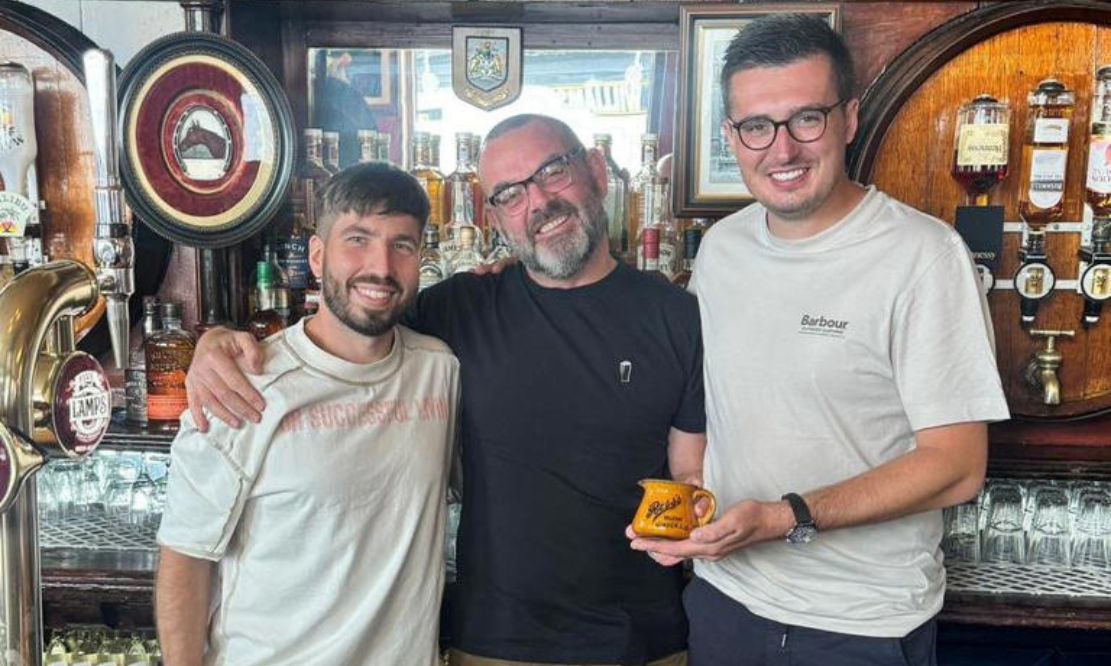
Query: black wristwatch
781 492 818 544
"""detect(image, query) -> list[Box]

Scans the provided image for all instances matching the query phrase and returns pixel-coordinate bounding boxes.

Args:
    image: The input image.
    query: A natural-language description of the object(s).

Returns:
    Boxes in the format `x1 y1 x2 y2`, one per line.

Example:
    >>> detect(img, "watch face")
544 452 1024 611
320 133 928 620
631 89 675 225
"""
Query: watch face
786 524 818 544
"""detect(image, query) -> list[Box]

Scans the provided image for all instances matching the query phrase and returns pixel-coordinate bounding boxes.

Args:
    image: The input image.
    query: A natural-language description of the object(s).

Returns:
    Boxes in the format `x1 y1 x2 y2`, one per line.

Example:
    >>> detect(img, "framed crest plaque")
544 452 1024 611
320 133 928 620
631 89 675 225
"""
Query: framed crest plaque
452 26 522 111
119 31 295 247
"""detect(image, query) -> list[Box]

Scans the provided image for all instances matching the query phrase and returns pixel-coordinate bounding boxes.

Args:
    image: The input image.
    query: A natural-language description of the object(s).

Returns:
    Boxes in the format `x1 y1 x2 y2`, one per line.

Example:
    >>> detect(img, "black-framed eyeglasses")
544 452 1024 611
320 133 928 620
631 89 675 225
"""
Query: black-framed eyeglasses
726 99 848 151
486 146 585 215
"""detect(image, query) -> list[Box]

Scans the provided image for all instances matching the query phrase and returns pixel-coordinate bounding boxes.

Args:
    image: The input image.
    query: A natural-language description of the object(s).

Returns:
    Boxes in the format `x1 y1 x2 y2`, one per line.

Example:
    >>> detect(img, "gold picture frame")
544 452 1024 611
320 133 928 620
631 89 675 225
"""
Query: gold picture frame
674 4 840 217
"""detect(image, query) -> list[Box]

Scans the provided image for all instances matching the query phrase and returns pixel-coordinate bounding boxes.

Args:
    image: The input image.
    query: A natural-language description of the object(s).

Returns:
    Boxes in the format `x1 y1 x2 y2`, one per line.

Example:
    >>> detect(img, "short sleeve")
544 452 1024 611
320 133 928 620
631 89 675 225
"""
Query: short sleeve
156 414 252 561
671 301 707 434
891 239 1010 431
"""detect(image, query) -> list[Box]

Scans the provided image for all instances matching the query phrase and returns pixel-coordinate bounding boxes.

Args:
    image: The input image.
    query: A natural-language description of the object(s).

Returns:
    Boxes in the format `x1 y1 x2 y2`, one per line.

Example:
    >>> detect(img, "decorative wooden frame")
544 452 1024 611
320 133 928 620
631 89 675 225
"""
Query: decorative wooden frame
118 31 295 248
674 3 840 217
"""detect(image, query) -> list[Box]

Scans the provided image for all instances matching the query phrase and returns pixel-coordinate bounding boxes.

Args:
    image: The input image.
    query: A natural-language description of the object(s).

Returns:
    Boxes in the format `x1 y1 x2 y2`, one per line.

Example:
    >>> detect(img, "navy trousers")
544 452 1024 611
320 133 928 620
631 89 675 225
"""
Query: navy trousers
683 577 937 666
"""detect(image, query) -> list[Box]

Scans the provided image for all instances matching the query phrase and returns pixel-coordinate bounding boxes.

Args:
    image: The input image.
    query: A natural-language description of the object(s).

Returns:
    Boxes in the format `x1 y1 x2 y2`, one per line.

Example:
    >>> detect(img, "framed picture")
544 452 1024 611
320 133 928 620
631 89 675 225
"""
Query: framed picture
674 4 840 217
452 26 522 111
119 31 295 248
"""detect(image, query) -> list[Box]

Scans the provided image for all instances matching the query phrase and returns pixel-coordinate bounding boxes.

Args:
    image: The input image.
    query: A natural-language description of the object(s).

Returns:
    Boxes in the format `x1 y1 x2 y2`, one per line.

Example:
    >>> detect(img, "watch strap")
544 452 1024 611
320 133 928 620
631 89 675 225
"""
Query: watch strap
781 492 815 529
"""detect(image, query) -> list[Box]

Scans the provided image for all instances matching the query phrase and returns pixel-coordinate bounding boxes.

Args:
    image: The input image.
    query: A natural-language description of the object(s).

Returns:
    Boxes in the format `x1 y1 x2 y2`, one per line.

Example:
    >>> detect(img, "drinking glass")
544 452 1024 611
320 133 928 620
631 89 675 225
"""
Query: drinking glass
1026 484 1071 567
1072 483 1111 569
981 481 1026 564
942 499 981 563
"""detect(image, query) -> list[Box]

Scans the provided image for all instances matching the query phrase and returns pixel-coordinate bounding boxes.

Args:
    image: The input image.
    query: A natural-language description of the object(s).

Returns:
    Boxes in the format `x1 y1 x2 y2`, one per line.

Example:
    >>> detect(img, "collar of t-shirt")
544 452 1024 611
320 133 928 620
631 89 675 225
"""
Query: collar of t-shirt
281 317 403 385
517 259 626 298
757 184 882 254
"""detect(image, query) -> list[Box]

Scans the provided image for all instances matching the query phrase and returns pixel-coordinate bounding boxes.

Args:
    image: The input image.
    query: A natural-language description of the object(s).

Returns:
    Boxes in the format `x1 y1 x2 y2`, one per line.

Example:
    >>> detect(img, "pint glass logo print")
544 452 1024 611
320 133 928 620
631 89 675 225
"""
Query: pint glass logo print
619 360 632 384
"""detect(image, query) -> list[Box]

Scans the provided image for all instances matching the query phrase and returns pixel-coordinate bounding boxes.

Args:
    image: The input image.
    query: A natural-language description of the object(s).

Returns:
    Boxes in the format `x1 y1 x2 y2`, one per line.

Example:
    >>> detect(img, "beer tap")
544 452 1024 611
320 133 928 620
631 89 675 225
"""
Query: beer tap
1079 219 1111 327
85 49 134 369
0 48 126 663
1024 329 1075 405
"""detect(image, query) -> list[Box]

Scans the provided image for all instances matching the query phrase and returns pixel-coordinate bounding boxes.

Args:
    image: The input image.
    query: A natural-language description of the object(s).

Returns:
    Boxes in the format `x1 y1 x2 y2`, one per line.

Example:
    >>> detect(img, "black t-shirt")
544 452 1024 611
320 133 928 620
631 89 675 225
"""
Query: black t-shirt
408 263 705 664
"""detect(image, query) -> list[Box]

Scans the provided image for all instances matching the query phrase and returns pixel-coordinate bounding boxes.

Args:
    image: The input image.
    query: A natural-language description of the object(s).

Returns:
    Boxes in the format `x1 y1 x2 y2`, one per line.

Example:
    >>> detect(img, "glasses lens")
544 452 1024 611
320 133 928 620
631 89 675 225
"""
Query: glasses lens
738 119 775 150
788 109 829 142
493 185 527 212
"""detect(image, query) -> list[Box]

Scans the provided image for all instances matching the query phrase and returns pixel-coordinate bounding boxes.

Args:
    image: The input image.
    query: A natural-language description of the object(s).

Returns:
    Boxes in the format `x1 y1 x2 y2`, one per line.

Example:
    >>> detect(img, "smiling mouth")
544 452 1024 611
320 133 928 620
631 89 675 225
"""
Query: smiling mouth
769 167 809 183
350 283 397 306
534 214 570 238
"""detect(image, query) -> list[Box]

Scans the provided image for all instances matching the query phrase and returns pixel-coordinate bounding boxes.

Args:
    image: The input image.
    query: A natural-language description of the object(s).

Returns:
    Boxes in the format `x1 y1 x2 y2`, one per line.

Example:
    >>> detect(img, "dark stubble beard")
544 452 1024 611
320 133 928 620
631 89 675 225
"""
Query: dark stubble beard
504 190 609 281
321 260 413 337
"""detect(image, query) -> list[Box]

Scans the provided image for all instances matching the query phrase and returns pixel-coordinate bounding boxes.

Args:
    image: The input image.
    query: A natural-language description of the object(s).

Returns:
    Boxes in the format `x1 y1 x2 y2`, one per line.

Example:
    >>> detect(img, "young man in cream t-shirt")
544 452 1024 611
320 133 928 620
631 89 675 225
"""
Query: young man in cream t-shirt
155 163 460 666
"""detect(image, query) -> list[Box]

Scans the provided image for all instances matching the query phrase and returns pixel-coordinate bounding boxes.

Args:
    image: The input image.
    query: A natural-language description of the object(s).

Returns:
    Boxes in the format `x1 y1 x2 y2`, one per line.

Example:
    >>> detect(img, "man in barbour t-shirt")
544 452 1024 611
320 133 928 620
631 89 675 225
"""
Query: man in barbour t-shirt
182 114 706 666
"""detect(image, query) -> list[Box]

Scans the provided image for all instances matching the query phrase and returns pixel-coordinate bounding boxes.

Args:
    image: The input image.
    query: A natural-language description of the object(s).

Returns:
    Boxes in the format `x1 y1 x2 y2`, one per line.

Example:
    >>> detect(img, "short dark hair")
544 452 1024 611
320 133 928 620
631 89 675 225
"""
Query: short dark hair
315 161 429 237
483 114 584 153
719 14 855 116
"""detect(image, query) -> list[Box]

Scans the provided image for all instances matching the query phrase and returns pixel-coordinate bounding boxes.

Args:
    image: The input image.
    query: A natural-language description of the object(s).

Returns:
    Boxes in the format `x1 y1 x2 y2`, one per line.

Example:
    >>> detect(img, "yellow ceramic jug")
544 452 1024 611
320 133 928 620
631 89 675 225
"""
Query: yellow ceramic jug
632 479 716 540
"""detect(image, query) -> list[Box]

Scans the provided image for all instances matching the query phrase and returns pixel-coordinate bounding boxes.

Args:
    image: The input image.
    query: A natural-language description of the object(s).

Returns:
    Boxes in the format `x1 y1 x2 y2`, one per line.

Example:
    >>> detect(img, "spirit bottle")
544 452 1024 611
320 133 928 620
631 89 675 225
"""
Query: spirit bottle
671 227 703 289
125 297 162 425
419 224 445 291
446 132 486 251
358 129 378 163
639 226 667 282
411 132 446 233
631 134 663 268
444 132 485 253
593 133 630 259
952 95 1011 206
1087 66 1111 216
247 260 287 340
323 130 341 174
297 128 332 232
1019 79 1073 227
655 152 679 280
145 302 195 427
376 132 392 162
0 62 44 274
449 225 482 275
487 230 512 264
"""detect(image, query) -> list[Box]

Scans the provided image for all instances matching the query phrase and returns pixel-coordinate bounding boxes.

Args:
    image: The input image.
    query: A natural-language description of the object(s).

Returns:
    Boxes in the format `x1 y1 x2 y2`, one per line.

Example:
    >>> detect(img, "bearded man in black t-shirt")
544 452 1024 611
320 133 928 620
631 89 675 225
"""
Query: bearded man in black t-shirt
184 114 706 666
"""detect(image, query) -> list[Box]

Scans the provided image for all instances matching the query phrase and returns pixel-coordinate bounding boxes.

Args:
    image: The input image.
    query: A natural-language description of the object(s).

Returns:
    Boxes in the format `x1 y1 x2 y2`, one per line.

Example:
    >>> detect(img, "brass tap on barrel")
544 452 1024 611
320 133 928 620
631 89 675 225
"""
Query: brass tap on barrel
1024 329 1075 405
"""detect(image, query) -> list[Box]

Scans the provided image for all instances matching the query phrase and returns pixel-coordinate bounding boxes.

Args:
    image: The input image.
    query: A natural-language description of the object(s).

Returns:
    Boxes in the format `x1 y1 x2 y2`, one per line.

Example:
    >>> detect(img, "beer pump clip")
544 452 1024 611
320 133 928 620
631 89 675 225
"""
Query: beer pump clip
1079 218 1111 327
1016 229 1057 326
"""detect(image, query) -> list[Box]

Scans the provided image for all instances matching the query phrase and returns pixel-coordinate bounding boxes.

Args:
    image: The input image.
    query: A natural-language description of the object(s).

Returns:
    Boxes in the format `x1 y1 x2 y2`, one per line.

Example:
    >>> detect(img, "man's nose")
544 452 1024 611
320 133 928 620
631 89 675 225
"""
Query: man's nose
767 124 802 162
361 239 394 275
526 179 556 213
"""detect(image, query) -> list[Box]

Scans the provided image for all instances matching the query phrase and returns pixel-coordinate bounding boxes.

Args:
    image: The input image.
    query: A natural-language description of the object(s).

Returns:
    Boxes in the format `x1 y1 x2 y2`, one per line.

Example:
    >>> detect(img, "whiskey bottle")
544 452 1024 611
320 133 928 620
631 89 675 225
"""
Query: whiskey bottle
376 132 392 163
631 134 663 268
323 130 341 174
593 133 630 259
1087 66 1111 216
125 297 162 425
358 129 378 163
297 128 332 231
419 224 445 291
411 132 446 233
1019 79 1074 227
145 302 195 428
655 152 679 280
952 95 1011 206
0 62 44 274
247 261 287 340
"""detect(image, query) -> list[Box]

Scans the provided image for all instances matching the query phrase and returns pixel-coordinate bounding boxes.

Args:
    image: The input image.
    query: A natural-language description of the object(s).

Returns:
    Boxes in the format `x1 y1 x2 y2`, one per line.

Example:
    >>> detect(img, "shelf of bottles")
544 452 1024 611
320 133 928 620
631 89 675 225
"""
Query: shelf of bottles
43 627 162 666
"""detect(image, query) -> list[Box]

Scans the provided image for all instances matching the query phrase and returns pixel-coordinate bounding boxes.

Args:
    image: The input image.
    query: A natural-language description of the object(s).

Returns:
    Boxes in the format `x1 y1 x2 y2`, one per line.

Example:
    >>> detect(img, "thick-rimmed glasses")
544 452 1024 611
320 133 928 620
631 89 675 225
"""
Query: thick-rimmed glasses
486 146 585 216
726 99 848 151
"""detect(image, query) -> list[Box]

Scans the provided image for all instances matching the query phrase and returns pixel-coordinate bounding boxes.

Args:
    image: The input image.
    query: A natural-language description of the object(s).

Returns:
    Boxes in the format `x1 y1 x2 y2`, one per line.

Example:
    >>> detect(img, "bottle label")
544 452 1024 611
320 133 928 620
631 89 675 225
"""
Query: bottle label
1087 137 1111 194
0 191 36 236
659 241 677 280
125 367 148 424
1033 118 1069 144
148 393 188 422
279 236 310 290
1027 148 1067 209
419 263 444 290
956 124 1009 166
